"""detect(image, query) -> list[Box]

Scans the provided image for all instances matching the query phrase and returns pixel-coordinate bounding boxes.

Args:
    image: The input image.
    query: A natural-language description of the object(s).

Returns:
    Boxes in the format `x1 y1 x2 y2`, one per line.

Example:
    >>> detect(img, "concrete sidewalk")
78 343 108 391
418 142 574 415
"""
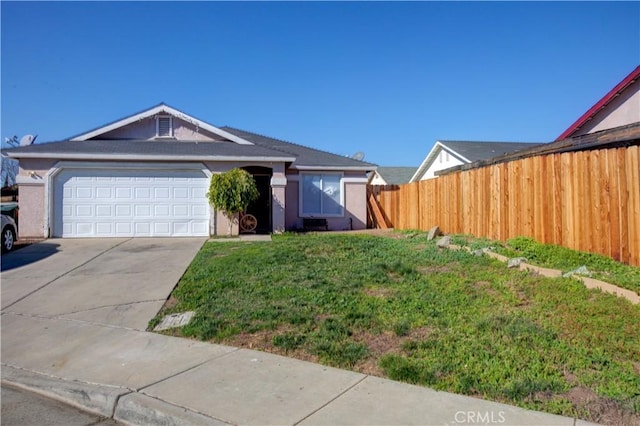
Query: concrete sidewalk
1 239 597 425
2 313 595 426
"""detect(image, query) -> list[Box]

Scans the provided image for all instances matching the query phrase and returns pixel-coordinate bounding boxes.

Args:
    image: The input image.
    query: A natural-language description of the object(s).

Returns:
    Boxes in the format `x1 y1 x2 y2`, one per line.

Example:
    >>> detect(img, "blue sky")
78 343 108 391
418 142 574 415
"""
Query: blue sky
1 1 638 167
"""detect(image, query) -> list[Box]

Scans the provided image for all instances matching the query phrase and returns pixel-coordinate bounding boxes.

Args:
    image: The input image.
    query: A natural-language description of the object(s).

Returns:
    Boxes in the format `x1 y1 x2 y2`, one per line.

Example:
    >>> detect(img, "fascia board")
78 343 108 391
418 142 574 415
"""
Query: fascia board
410 141 444 182
291 165 375 172
8 152 295 162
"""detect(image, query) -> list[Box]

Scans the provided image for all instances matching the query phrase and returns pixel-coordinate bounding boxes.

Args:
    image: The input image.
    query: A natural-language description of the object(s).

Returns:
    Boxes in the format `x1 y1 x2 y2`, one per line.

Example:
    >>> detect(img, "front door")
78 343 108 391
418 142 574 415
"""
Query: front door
245 174 272 234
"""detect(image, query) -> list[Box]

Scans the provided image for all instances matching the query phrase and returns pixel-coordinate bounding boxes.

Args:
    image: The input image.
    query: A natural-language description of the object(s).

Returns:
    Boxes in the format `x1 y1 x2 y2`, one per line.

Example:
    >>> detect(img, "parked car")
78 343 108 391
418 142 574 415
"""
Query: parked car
1 214 17 252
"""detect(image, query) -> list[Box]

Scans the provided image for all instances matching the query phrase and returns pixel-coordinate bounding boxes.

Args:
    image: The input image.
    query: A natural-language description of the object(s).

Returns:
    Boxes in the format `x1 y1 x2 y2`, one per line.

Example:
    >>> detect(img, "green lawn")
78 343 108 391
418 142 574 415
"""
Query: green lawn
151 232 640 424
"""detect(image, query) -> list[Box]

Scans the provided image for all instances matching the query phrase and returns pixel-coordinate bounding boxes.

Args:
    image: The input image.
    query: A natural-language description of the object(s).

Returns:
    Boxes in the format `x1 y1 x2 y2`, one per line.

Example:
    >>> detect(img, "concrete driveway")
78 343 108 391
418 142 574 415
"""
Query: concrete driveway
1 238 206 330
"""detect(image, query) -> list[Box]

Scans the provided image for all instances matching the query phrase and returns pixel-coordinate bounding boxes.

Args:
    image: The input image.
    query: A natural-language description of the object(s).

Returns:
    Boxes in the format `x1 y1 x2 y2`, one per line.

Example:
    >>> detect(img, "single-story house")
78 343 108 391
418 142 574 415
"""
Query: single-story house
5 103 376 238
368 167 417 185
409 140 541 182
557 65 639 140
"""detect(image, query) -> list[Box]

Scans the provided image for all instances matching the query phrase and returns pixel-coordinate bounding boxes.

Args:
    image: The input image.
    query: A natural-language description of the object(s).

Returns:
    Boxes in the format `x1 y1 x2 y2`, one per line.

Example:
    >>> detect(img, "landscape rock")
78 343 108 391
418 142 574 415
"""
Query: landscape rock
471 249 485 256
507 257 527 268
427 226 442 241
562 265 591 278
436 236 450 248
154 311 195 331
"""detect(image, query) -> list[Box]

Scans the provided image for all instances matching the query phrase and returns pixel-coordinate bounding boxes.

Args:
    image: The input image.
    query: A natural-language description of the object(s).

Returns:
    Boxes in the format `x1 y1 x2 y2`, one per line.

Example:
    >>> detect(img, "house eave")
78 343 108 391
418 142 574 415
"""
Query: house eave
291 165 376 172
6 152 296 162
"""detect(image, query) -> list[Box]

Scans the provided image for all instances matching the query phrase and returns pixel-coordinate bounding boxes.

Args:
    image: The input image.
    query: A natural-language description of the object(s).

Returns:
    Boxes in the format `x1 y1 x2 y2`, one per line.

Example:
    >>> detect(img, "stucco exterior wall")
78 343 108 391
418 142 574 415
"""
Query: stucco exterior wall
284 171 368 231
14 156 370 237
16 159 57 238
98 116 225 141
343 179 367 230
285 176 300 230
573 81 640 136
16 185 45 238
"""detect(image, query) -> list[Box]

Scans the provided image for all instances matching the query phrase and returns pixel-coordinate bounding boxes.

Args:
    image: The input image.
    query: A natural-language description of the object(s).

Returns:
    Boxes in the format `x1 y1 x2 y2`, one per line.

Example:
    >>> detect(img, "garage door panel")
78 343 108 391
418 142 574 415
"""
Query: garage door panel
115 205 131 217
115 187 132 199
53 168 209 237
76 205 93 217
154 187 170 198
96 205 112 217
96 222 113 235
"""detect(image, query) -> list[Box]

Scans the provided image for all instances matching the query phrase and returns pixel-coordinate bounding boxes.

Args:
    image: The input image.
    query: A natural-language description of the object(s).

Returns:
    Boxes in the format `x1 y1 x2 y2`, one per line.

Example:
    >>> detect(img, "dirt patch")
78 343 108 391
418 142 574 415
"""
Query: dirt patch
352 330 403 376
563 368 578 385
565 386 639 425
473 281 501 298
351 327 434 377
228 329 275 350
362 287 395 299
161 295 180 310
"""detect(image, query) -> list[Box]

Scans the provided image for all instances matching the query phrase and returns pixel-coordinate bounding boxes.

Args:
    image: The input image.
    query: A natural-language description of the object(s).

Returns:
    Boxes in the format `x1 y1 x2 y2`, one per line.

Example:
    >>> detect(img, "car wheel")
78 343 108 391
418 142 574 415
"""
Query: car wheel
2 226 16 252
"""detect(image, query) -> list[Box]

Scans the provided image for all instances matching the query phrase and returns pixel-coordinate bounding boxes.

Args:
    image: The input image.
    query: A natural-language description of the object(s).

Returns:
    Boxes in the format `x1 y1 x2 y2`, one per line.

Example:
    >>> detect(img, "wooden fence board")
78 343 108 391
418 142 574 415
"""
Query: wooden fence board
627 146 639 266
369 145 640 266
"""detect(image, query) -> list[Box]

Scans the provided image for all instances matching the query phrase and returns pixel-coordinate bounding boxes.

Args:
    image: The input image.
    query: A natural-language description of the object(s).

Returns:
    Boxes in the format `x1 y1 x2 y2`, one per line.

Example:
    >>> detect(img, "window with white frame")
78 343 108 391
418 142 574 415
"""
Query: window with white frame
300 173 343 216
156 116 173 137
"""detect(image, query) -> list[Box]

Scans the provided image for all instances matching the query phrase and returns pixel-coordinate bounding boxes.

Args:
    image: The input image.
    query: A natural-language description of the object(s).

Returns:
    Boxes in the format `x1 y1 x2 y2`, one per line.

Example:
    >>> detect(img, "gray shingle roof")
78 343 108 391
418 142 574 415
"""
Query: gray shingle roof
441 141 543 162
4 139 295 160
220 127 376 169
374 167 417 184
5 129 377 171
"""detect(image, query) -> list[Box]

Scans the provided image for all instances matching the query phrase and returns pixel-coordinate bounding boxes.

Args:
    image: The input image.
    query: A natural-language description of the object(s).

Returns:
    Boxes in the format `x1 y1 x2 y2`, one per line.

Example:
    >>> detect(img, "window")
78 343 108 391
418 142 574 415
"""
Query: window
300 173 343 216
156 116 173 137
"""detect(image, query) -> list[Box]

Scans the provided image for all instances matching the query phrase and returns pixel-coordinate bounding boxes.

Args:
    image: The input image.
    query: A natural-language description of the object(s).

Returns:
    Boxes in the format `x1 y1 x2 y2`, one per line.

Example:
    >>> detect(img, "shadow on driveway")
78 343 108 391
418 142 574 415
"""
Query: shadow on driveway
1 243 60 272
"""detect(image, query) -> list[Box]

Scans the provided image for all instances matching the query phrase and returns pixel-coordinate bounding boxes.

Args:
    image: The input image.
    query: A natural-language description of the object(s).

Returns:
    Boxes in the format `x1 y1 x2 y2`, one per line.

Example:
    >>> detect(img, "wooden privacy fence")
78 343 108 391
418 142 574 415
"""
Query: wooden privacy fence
369 145 640 266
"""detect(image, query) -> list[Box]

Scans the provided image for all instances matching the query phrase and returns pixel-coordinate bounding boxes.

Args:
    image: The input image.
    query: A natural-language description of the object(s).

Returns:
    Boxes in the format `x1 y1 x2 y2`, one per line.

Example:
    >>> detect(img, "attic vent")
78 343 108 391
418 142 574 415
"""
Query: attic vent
157 116 173 137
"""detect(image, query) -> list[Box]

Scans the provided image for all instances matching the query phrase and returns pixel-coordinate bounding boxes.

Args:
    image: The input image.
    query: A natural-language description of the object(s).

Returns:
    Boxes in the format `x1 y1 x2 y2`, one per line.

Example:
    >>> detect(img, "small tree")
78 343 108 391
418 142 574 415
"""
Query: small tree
207 168 259 235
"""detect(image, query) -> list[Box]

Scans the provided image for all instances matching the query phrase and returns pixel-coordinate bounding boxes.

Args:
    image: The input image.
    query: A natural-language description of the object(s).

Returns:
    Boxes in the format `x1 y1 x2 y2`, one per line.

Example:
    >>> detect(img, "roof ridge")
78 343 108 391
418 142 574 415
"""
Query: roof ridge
438 140 542 144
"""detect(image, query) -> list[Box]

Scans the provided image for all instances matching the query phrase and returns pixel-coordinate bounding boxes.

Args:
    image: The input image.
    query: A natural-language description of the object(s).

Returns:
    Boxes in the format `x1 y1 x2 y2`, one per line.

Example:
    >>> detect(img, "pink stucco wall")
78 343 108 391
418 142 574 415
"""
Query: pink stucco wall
98 116 226 141
16 185 45 238
16 159 57 238
284 171 368 231
573 79 640 137
15 154 370 237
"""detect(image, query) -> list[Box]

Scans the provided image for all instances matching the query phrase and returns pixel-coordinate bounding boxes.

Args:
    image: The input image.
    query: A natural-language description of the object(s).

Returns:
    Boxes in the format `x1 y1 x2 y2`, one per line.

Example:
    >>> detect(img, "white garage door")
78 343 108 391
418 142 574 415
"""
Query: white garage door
53 168 210 237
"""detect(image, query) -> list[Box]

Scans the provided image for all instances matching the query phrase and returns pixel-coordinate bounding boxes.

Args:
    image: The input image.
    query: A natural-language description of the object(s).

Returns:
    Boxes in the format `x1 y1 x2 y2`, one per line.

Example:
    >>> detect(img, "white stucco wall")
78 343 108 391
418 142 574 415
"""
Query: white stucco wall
368 172 388 185
421 150 465 180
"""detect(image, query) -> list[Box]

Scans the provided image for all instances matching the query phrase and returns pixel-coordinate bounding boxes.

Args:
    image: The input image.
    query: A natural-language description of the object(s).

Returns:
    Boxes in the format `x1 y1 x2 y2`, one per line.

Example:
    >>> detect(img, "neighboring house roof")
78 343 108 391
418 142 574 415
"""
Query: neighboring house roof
369 167 417 185
440 121 640 175
410 140 541 182
437 141 542 162
4 104 376 172
557 65 640 140
220 127 376 171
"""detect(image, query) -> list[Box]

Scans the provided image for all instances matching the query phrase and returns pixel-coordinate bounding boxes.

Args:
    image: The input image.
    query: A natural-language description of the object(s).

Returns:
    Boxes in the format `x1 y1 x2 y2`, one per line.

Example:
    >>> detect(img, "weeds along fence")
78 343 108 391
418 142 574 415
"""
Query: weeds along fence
369 145 640 266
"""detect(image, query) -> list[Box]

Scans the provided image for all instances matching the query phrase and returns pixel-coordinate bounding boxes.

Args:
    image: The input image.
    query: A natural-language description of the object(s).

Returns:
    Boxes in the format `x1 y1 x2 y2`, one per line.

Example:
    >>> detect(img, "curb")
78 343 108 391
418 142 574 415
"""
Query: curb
1 365 226 426
115 393 229 426
1 364 126 418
